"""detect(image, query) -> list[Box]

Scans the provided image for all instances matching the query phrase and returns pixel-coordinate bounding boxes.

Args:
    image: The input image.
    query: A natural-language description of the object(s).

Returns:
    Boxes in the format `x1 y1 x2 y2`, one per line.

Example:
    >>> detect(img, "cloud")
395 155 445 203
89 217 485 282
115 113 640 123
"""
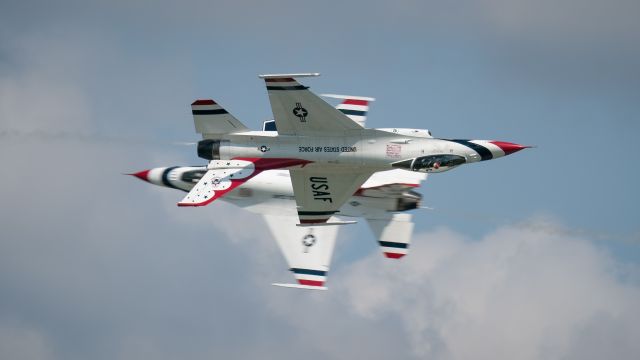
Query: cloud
0 324 53 360
478 0 639 40
1 2 639 359
0 34 93 134
336 223 640 359
1 82 638 360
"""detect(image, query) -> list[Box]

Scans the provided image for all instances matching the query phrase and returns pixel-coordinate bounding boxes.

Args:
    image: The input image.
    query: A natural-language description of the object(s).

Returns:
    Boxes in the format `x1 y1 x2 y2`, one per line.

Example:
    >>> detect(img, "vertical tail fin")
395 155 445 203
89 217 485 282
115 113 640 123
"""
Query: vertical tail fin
264 214 338 290
321 94 375 127
191 99 249 135
366 213 414 259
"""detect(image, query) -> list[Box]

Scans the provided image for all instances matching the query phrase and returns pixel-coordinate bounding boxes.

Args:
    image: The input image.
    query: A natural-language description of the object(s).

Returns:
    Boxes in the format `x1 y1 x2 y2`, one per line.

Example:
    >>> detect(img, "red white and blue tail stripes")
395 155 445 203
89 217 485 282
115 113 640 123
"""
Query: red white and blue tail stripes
297 210 338 224
259 73 319 91
264 77 309 91
379 240 409 259
190 99 249 134
290 268 327 287
191 99 228 115
322 94 375 127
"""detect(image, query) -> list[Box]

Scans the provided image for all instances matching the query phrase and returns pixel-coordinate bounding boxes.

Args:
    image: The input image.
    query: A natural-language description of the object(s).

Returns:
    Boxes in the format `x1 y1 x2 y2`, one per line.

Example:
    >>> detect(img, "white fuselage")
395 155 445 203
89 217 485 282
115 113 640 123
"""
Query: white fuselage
203 128 514 173
140 167 423 218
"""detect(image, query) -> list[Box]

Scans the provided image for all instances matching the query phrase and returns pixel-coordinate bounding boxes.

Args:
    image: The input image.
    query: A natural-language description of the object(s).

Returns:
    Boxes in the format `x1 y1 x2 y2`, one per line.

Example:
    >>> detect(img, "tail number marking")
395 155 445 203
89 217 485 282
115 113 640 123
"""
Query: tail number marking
310 177 333 203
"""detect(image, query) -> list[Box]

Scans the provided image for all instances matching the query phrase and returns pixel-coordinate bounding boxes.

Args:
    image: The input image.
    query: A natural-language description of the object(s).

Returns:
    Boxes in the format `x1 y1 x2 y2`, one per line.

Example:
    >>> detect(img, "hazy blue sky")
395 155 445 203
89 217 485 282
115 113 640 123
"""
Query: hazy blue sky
1 1 639 359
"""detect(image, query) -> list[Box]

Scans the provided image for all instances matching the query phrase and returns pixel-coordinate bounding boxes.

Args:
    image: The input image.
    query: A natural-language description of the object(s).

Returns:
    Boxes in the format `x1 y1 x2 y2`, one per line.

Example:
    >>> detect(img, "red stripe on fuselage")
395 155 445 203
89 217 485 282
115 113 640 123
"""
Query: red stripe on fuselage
232 157 312 170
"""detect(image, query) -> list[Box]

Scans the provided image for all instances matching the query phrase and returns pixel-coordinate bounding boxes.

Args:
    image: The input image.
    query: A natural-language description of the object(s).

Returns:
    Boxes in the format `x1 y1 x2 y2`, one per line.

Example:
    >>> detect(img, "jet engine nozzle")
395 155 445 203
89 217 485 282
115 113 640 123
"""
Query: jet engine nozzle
396 189 422 211
392 154 466 173
197 139 222 160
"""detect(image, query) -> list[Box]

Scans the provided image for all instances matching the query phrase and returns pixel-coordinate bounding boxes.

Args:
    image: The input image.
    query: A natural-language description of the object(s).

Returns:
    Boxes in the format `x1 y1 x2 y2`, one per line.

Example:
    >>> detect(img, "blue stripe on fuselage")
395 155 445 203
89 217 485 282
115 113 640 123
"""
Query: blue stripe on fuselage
449 140 493 161
161 167 180 190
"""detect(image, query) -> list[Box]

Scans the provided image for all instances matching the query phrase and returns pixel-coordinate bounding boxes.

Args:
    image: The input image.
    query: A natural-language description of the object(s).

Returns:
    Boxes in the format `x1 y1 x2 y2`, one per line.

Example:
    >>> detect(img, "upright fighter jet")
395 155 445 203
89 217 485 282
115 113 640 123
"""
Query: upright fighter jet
181 73 528 228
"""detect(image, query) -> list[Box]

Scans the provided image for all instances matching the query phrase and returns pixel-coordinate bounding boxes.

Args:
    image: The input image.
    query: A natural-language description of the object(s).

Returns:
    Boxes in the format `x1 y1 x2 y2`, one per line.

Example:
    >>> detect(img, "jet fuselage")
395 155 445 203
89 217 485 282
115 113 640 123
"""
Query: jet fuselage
198 129 527 174
133 167 423 218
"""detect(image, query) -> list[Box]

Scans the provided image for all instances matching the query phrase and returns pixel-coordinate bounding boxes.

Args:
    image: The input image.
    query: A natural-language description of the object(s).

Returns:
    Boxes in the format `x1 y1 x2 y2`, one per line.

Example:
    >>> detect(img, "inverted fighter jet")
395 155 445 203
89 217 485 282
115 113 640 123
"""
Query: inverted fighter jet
131 166 424 289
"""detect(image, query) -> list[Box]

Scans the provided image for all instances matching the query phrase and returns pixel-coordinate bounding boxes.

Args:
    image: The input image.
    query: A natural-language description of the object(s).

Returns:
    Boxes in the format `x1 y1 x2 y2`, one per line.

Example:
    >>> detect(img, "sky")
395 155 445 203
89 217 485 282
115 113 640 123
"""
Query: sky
1 0 639 359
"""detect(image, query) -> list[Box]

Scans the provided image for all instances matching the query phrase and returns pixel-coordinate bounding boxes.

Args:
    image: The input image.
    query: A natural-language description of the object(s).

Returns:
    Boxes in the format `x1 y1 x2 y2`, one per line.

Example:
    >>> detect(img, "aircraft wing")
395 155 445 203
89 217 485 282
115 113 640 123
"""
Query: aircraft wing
178 158 309 207
366 213 414 259
264 214 339 290
290 168 372 224
259 73 363 135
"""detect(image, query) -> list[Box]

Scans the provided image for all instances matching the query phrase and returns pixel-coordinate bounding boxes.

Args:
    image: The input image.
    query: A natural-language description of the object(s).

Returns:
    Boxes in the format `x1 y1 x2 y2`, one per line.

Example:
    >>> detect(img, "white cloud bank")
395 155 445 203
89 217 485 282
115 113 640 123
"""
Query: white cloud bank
331 223 640 359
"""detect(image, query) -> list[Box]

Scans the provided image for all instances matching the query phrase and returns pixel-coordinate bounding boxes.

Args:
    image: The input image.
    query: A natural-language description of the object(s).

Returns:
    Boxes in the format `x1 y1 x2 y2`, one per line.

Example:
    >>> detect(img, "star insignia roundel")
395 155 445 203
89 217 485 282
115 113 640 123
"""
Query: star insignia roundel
292 102 308 122
302 233 316 247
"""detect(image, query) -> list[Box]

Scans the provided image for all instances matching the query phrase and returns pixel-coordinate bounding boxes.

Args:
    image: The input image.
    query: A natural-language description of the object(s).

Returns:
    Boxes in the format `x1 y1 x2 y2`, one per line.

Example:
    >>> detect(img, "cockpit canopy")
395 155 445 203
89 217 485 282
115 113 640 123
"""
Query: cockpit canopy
392 154 466 173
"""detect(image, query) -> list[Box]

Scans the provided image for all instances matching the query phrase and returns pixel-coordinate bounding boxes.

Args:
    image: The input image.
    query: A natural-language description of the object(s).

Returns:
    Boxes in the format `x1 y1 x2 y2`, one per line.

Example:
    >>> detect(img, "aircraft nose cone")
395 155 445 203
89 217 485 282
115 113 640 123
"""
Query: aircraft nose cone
490 141 531 156
127 169 151 182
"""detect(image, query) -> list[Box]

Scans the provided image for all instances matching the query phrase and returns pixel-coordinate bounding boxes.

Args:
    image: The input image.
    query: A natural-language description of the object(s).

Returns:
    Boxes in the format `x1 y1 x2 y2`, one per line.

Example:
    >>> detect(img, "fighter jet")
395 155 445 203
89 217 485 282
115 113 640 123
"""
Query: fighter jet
181 73 528 226
131 96 428 289
131 166 425 289
133 73 529 289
